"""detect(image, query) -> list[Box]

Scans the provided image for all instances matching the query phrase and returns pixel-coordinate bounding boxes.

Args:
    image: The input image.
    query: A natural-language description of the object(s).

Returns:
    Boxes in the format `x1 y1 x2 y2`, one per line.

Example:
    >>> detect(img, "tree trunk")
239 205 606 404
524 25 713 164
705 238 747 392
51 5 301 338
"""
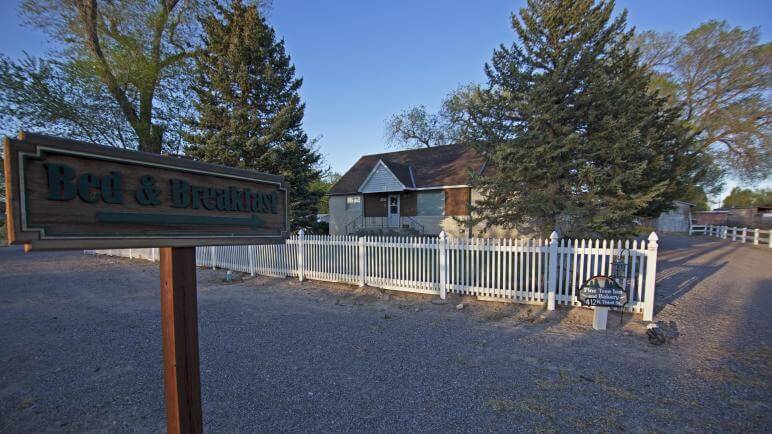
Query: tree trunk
136 87 162 154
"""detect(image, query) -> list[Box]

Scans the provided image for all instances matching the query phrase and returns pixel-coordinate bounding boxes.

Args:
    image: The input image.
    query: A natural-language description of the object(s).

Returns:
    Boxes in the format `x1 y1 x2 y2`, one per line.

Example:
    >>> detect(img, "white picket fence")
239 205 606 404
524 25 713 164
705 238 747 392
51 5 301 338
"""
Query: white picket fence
690 224 772 248
91 231 660 320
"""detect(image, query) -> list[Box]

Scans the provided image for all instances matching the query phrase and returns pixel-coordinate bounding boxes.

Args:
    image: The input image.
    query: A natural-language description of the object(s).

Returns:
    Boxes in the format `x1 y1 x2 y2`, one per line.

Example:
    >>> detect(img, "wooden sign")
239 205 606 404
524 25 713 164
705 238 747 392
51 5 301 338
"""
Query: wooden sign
4 132 289 250
3 132 294 432
578 275 628 308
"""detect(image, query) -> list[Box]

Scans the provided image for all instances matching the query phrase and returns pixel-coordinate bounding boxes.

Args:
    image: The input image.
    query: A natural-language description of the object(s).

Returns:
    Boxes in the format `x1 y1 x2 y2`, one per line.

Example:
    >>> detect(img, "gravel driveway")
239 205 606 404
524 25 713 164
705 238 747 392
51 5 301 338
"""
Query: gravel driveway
0 235 769 432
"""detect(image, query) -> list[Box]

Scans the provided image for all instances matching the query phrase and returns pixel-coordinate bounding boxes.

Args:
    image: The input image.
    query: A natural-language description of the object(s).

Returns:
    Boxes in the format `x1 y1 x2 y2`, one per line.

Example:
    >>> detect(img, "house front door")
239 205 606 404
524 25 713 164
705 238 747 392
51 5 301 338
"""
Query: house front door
387 194 400 227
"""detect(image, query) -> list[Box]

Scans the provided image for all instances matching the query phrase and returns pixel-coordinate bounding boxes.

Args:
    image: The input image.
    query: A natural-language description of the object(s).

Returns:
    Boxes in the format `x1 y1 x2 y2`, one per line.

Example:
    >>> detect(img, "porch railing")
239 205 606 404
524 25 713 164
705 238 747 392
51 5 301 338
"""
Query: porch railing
345 215 425 234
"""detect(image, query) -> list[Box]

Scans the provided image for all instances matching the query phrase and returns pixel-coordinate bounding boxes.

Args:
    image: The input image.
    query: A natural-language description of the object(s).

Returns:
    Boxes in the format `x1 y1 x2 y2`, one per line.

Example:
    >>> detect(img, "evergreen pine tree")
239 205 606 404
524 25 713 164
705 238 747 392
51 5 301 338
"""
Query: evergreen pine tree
462 0 707 238
185 0 323 231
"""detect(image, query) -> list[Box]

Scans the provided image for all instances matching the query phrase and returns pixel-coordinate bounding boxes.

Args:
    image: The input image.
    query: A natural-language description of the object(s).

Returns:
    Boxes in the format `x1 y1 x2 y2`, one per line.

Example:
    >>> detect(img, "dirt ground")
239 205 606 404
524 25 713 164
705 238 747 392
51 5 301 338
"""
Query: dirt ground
0 235 769 432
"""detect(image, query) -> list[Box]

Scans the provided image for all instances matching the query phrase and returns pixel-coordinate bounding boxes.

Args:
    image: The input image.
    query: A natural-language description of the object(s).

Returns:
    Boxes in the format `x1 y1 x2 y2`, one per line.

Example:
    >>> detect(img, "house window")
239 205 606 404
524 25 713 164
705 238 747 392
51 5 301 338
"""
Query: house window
416 191 444 216
346 195 361 211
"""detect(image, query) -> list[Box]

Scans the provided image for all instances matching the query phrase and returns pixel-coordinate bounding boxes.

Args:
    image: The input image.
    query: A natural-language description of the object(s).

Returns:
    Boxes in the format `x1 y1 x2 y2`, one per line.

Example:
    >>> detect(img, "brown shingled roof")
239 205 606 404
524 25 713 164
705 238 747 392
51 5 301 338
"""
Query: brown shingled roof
329 144 485 195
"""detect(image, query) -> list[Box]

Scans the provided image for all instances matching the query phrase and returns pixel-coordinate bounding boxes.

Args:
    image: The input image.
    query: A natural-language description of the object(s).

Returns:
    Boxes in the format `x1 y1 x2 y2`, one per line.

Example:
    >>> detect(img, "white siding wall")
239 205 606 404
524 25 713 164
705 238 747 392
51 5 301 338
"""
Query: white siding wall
359 163 405 193
329 195 362 235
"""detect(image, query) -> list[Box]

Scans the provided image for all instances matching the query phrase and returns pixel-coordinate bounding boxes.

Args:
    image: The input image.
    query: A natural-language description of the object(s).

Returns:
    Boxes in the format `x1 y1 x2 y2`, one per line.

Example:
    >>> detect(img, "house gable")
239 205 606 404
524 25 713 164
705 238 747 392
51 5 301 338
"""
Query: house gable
328 144 485 196
358 160 406 193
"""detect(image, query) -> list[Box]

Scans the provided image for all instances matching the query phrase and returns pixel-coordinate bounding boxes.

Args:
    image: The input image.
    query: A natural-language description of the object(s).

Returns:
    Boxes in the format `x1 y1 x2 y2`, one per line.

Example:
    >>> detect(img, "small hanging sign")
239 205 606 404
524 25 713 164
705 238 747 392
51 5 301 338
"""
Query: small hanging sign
578 275 628 308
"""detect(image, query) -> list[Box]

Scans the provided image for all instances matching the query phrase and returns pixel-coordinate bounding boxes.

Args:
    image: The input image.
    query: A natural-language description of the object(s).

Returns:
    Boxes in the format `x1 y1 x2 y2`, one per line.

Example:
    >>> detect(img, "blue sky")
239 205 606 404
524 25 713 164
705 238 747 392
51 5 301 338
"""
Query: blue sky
0 0 769 203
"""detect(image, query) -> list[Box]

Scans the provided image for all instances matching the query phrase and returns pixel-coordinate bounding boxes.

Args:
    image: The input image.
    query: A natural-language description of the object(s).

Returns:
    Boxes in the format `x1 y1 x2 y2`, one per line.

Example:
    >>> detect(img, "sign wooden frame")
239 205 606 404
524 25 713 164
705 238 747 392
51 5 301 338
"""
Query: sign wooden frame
4 132 289 250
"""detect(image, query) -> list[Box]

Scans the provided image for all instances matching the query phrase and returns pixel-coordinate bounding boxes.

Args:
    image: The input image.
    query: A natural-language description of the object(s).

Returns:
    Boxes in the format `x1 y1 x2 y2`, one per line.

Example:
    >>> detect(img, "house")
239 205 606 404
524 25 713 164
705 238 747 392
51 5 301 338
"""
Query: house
693 207 772 229
328 145 707 237
327 145 489 236
715 206 772 229
692 210 729 226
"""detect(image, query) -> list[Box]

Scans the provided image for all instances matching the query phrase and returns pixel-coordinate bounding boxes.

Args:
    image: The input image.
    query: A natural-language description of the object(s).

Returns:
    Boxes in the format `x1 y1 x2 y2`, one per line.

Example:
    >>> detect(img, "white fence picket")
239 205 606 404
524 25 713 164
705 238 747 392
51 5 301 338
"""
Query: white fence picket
690 224 771 248
93 231 659 316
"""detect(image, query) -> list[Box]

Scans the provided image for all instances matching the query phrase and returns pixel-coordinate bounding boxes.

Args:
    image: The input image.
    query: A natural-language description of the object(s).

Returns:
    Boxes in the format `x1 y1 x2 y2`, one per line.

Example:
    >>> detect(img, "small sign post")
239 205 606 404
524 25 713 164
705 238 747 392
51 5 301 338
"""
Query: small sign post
4 132 289 433
578 276 628 330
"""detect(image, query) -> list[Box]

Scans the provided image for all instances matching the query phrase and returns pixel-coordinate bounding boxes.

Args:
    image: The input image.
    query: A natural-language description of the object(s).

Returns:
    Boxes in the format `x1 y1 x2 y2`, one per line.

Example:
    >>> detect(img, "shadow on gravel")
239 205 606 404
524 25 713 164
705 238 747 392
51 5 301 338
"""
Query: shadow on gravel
653 239 740 314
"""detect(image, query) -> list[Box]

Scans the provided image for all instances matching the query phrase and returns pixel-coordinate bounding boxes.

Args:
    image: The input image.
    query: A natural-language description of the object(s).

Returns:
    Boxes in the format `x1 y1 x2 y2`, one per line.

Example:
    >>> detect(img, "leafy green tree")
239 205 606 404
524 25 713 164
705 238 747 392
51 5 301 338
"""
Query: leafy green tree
722 187 771 208
383 85 477 149
311 172 342 214
185 0 322 230
680 185 709 211
0 55 141 149
1 1 270 153
457 0 707 238
634 21 771 182
0 0 221 153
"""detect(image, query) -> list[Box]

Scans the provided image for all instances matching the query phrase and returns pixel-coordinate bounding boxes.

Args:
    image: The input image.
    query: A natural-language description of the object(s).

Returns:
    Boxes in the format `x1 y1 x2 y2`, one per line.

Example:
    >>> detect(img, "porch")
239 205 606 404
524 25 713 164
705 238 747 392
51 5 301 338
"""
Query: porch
345 215 425 235
344 192 425 235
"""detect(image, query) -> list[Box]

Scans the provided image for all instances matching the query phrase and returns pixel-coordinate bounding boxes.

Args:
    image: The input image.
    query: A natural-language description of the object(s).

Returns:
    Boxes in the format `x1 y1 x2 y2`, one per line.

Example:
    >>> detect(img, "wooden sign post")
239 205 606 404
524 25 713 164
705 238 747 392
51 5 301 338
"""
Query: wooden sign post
160 247 202 433
4 132 289 433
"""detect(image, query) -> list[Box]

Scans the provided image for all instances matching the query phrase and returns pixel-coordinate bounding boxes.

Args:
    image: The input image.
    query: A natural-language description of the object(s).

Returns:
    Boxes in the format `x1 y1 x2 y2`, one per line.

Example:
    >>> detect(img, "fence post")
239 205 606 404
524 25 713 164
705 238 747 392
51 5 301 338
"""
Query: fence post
732 227 737 241
742 227 747 243
438 231 447 300
643 232 659 322
753 229 759 245
547 231 558 311
211 246 217 270
248 245 256 277
769 230 772 249
297 230 305 282
358 237 366 287
722 226 727 239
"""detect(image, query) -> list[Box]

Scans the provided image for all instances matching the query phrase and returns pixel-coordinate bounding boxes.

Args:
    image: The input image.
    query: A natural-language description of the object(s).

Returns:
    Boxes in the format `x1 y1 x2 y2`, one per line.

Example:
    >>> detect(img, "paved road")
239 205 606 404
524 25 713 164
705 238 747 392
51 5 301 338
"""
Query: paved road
0 235 769 432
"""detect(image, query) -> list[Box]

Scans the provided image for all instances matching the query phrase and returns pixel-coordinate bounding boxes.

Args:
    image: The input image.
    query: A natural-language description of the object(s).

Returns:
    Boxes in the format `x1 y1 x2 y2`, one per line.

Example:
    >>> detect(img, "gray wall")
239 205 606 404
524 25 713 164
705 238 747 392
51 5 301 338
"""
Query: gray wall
654 202 692 233
329 195 362 235
359 163 404 193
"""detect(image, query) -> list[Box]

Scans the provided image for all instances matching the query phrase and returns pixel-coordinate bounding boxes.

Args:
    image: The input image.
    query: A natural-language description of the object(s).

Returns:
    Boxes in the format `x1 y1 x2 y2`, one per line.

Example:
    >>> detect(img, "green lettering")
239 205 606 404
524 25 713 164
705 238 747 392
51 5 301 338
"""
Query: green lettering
215 188 228 211
230 187 245 211
270 191 278 214
191 186 204 209
249 192 259 212
170 179 191 208
77 173 100 203
45 163 76 201
203 188 215 210
100 172 123 204
260 193 270 213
